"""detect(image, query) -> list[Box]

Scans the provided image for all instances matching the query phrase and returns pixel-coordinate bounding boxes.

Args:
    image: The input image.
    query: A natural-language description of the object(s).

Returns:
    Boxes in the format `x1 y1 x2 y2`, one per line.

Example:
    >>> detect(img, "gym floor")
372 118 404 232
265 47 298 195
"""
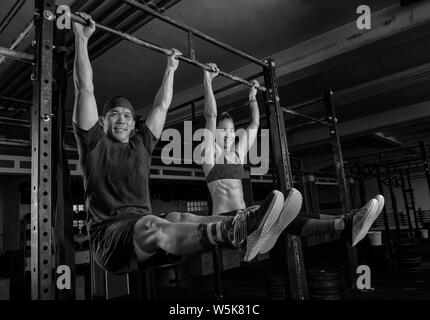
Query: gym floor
141 239 430 300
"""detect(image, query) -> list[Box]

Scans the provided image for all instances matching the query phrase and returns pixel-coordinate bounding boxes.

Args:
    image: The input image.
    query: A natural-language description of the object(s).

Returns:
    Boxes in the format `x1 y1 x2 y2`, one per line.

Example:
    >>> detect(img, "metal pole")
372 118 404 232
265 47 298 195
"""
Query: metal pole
0 96 32 105
399 168 413 231
386 165 401 238
282 107 328 126
394 166 406 227
323 89 358 286
375 165 391 244
0 19 34 65
356 162 366 206
264 58 308 300
419 141 430 197
121 0 267 68
212 248 224 299
0 46 35 64
0 116 31 125
71 13 266 92
31 0 55 300
206 190 223 299
53 22 76 300
405 169 420 232
345 145 419 162
303 174 320 216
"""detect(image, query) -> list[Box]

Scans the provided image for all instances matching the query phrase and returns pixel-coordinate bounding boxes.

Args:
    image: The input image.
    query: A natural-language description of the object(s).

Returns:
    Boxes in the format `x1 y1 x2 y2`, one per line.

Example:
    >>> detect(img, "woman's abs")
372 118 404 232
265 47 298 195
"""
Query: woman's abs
207 179 246 215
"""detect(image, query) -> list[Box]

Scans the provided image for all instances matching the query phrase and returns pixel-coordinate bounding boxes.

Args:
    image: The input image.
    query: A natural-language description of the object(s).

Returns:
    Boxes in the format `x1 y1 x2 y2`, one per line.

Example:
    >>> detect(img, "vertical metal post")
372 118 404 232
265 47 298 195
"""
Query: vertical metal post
53 25 76 299
386 165 401 238
375 165 391 245
356 163 366 206
322 89 358 285
399 168 413 231
405 169 420 232
263 58 308 300
302 174 320 216
349 177 358 209
207 190 223 299
419 141 430 197
30 0 55 300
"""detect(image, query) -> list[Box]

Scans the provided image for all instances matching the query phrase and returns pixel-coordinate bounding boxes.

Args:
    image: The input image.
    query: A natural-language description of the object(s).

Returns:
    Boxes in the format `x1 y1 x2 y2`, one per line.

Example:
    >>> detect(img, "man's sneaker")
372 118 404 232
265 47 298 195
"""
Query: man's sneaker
258 188 303 255
234 190 284 262
343 199 378 246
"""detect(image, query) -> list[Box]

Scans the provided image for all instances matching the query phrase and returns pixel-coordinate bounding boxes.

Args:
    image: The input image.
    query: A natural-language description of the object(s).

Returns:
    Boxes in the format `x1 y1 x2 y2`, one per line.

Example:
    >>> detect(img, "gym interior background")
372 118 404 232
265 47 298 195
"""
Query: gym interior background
1 0 430 301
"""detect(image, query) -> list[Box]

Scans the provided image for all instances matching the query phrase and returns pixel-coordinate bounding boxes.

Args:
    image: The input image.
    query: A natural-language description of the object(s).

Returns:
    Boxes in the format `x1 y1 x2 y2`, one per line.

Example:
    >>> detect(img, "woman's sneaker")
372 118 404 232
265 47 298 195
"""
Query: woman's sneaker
234 190 284 262
258 188 303 255
341 199 379 246
370 195 385 227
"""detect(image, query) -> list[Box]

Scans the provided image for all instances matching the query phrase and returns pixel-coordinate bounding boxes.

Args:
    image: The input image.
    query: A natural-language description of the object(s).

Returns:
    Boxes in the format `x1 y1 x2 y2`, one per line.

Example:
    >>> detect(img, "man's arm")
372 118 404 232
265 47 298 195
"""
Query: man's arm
237 81 260 163
72 12 98 131
145 49 181 139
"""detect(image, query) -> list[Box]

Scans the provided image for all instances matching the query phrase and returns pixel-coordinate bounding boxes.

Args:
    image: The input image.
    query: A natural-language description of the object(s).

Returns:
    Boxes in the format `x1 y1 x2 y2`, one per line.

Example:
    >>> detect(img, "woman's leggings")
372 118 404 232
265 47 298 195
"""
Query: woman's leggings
286 213 343 237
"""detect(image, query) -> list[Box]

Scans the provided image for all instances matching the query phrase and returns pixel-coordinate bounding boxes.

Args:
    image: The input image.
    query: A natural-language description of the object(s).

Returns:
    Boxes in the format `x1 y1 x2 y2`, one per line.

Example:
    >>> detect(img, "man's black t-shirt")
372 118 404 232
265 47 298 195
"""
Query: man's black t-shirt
73 122 158 230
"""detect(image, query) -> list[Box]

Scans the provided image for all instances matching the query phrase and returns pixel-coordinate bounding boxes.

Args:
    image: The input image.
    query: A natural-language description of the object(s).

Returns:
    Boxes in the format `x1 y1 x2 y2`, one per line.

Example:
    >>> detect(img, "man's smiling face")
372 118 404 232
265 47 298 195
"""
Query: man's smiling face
102 106 135 143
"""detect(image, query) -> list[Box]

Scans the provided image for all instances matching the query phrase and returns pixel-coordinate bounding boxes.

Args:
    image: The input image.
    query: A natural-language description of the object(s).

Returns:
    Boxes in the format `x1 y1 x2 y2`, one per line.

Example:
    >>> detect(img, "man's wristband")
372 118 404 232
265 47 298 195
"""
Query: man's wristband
249 99 257 104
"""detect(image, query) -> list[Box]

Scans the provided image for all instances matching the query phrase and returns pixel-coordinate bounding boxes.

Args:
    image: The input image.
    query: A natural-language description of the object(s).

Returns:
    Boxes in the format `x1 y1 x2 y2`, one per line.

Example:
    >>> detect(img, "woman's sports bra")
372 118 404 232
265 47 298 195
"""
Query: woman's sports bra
206 153 245 183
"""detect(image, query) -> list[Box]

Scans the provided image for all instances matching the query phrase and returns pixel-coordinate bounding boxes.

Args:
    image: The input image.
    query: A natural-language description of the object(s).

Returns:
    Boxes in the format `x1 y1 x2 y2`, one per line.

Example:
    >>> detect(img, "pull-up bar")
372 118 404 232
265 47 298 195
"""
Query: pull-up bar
282 107 328 126
121 0 268 68
0 46 34 64
71 13 266 92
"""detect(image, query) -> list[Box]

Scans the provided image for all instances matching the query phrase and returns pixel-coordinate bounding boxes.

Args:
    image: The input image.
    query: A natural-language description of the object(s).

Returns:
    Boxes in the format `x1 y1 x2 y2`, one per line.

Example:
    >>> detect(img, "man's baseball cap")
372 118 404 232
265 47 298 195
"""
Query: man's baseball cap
102 96 135 117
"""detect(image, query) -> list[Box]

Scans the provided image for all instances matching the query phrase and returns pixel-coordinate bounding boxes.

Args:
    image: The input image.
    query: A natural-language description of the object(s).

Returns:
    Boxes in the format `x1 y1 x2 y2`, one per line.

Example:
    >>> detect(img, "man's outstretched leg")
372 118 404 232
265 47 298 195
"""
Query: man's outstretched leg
133 190 286 263
163 212 227 224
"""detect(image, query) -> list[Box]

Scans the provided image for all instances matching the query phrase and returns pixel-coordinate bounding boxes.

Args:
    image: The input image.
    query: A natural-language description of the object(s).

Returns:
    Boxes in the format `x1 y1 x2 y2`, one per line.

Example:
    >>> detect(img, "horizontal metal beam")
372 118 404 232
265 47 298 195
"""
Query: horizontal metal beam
0 96 32 105
345 145 420 161
0 19 34 66
0 46 34 64
71 13 266 92
121 0 267 68
0 116 31 127
289 100 430 149
282 107 328 126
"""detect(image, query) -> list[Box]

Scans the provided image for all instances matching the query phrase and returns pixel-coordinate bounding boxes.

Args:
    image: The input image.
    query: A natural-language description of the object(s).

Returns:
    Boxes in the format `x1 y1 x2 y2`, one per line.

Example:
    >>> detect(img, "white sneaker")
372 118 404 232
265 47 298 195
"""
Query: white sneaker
351 199 379 246
258 188 303 255
242 190 285 262
371 195 385 226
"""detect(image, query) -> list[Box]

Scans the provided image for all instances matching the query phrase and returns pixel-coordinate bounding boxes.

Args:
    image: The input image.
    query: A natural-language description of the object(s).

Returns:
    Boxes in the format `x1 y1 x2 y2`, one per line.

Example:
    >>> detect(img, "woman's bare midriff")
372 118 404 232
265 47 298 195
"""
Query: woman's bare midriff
207 179 246 215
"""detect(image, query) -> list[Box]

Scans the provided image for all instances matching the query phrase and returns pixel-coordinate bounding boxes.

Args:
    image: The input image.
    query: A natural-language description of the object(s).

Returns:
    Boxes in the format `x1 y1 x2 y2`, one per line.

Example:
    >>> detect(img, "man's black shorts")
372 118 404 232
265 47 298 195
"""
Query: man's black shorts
89 213 181 274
